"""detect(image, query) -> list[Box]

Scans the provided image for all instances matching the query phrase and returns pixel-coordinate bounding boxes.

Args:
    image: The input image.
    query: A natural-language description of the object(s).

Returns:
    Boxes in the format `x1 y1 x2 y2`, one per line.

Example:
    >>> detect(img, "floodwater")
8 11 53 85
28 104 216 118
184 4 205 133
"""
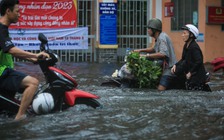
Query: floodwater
0 62 224 140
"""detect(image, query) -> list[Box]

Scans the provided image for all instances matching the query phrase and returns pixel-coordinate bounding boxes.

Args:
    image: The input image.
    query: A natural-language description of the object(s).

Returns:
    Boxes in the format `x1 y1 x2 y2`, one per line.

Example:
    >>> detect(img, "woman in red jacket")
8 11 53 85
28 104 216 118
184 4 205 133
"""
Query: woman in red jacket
171 24 211 91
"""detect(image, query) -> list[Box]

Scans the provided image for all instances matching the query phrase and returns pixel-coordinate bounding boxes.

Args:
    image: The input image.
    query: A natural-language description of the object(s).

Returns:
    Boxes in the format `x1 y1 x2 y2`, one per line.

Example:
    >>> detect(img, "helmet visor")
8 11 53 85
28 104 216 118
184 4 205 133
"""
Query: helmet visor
181 26 189 31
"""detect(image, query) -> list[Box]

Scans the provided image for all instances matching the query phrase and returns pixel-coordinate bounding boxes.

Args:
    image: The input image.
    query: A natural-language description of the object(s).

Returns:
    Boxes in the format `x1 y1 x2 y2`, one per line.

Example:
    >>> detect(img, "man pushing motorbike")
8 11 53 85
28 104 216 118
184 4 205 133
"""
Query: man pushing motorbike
133 18 177 91
0 0 49 121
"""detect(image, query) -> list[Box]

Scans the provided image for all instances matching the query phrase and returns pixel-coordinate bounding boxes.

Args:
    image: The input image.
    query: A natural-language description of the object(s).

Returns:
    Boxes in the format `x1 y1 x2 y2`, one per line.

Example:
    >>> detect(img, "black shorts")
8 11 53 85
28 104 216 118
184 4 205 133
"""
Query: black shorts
0 68 27 96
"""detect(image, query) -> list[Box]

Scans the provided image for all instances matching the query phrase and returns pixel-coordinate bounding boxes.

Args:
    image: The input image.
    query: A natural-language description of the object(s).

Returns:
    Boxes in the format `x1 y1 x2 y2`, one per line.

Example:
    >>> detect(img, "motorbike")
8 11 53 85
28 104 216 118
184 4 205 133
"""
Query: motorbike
101 69 211 91
101 52 212 91
0 33 101 116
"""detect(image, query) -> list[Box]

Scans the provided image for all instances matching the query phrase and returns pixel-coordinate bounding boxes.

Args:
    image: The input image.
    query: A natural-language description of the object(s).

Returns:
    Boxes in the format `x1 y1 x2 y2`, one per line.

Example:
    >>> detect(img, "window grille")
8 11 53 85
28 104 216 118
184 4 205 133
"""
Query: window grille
171 0 198 31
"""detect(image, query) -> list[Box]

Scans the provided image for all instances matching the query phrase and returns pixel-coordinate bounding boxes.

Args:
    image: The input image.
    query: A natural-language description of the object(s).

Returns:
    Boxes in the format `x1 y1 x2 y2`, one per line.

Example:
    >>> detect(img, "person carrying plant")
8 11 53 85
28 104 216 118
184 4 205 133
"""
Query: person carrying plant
134 18 177 91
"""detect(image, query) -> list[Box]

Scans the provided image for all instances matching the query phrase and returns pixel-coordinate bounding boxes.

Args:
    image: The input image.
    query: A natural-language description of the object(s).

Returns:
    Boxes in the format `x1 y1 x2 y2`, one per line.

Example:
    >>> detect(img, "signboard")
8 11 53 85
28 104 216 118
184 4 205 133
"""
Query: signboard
8 0 88 50
10 0 77 29
100 15 117 45
197 33 204 42
99 3 117 15
10 28 88 50
164 2 174 17
99 2 117 48
206 6 224 24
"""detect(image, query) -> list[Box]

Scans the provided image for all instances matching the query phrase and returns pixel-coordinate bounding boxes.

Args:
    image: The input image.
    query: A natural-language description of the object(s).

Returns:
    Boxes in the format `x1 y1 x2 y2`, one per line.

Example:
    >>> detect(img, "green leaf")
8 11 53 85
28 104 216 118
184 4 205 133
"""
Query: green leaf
126 52 162 88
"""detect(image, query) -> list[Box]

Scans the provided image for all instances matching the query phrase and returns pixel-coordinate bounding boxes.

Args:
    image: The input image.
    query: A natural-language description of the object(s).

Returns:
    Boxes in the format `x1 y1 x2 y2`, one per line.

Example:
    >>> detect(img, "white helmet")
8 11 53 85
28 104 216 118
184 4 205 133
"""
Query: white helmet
32 93 54 114
181 24 199 39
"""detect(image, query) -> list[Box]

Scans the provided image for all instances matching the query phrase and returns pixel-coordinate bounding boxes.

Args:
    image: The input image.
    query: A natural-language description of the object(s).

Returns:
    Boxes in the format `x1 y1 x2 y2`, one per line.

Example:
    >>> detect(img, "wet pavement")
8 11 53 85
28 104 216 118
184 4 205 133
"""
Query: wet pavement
0 62 224 140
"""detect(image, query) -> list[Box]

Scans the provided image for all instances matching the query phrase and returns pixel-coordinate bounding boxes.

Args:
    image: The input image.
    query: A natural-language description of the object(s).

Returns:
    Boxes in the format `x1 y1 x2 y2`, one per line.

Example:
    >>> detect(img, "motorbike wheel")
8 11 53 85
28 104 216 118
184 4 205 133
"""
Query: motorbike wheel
75 98 101 109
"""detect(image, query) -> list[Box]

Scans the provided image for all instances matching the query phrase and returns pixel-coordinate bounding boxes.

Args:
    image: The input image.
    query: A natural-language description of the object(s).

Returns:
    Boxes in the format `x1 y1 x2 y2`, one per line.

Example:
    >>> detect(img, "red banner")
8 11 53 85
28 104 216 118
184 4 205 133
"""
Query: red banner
10 0 77 29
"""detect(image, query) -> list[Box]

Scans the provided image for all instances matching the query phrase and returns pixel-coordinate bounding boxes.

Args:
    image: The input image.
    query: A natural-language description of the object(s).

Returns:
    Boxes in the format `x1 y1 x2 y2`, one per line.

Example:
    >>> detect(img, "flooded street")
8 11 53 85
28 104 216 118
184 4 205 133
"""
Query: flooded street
0 62 224 140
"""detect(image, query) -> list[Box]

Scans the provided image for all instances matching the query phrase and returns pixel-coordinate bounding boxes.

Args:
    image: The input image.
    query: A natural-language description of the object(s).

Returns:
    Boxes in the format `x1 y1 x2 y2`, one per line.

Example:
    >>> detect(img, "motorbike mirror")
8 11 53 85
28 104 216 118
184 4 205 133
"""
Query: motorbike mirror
38 33 48 44
38 33 49 51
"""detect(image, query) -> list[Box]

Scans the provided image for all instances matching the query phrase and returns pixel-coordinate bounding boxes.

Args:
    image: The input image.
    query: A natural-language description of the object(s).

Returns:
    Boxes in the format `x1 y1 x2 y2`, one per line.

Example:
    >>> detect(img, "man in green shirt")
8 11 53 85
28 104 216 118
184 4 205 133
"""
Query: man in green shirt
0 0 49 121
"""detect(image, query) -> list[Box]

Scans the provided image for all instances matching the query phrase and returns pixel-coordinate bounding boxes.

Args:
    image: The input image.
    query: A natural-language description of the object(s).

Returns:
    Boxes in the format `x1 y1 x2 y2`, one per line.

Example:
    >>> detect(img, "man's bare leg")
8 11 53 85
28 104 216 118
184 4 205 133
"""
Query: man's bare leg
14 76 39 121
157 84 166 91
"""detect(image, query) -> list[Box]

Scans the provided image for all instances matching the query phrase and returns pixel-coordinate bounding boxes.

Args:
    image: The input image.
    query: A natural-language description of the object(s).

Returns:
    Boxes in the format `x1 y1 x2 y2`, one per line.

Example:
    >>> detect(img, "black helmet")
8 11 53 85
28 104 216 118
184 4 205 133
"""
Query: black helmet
147 18 162 31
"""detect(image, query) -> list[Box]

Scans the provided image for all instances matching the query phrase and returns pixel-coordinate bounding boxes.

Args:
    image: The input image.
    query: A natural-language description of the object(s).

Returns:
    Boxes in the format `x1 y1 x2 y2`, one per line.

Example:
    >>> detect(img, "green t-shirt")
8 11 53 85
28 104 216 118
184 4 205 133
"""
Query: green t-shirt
0 50 14 75
0 23 15 76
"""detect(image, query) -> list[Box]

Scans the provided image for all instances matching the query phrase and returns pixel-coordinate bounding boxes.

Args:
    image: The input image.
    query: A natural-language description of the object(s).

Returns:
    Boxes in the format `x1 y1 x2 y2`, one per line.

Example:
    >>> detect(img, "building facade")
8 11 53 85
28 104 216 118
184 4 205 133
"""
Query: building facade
95 0 224 63
152 0 224 62
13 0 223 63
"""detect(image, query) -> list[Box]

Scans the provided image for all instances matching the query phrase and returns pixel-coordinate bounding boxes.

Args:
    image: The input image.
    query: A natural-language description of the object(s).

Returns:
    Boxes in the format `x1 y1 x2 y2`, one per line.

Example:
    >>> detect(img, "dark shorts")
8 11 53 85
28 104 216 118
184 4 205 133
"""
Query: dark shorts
0 68 27 96
159 75 174 89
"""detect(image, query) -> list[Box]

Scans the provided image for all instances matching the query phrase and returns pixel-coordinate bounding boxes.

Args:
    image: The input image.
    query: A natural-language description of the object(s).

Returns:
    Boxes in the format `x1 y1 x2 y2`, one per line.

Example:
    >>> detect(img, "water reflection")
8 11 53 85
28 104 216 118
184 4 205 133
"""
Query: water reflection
0 62 224 140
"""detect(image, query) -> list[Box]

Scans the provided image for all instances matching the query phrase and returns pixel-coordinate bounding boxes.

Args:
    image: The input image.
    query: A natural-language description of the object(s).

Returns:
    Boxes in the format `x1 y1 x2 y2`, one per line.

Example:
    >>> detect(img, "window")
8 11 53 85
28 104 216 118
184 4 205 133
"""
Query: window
171 0 198 31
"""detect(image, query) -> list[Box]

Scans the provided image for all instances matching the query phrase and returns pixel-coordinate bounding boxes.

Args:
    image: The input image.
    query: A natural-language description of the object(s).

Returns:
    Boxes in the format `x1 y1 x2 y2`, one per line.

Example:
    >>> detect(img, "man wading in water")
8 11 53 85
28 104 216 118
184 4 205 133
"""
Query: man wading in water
134 18 177 91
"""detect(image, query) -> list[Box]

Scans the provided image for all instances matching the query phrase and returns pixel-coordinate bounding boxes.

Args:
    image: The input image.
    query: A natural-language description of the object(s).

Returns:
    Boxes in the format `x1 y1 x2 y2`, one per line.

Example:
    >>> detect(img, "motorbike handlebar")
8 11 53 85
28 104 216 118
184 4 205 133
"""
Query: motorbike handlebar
37 52 58 66
37 54 52 61
38 54 44 60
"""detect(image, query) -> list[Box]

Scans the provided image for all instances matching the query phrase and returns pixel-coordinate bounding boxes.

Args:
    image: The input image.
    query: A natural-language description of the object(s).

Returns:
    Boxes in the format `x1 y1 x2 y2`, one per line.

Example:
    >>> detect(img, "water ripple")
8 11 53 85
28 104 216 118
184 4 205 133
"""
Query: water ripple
1 62 224 140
